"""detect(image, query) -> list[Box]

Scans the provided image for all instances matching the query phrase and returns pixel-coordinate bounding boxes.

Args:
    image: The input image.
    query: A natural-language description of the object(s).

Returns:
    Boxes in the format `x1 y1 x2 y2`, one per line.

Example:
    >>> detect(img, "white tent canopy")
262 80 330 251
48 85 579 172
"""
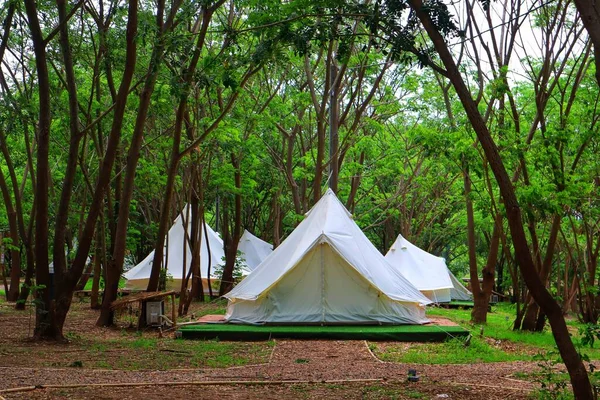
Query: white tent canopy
124 206 224 291
225 189 431 325
237 230 273 272
385 234 472 303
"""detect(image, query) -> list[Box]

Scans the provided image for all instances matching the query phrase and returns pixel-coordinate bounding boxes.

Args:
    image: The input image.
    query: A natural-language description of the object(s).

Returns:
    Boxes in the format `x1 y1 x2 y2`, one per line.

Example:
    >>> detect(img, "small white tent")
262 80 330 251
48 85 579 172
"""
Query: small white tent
237 230 273 272
225 189 431 325
124 206 224 291
385 234 472 303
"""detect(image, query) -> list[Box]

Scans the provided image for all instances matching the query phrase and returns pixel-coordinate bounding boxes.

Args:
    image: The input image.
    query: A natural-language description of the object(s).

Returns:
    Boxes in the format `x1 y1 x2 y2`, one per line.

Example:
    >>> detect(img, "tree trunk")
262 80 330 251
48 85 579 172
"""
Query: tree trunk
329 63 339 193
90 241 102 310
474 217 500 323
75 261 93 291
407 1 594 396
52 0 84 312
463 163 487 322
24 0 59 339
0 168 20 301
189 170 205 303
520 214 561 331
271 190 281 248
15 251 34 311
573 0 600 85
0 128 34 308
219 154 242 296
181 189 203 316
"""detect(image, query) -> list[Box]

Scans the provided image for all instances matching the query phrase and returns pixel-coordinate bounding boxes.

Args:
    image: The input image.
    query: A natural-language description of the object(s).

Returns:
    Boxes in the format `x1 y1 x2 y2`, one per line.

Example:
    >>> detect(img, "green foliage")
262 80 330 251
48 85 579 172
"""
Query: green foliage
531 351 572 400
579 324 600 349
83 278 127 291
2 237 19 252
213 251 247 282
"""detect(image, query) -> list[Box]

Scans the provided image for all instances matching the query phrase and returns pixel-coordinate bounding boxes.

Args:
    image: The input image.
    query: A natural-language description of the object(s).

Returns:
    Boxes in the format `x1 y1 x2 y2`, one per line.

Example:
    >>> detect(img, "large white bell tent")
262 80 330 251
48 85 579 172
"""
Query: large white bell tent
237 230 273 272
224 189 431 325
124 206 225 291
385 234 472 303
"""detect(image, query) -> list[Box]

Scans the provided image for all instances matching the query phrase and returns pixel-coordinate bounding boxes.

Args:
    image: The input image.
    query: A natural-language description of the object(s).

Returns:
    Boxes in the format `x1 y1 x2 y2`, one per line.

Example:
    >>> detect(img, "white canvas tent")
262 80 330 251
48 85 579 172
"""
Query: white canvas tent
385 234 472 303
124 206 224 291
225 189 431 325
237 230 273 272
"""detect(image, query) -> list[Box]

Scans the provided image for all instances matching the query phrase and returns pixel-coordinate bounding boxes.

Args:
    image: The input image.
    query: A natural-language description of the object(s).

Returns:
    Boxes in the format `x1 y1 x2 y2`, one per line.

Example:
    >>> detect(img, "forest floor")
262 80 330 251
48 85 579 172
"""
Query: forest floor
0 298 581 399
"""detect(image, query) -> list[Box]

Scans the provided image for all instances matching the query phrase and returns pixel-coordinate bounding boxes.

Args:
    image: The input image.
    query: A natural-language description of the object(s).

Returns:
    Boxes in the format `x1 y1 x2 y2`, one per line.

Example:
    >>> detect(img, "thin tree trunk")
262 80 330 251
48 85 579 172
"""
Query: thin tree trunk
189 167 205 303
90 238 102 310
0 167 20 301
463 163 485 322
219 154 242 296
329 63 339 193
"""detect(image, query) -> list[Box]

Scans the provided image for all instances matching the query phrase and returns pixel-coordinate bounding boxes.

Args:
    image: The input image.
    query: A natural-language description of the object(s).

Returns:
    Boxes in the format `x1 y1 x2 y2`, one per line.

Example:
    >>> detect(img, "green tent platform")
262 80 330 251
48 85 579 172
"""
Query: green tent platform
176 323 469 342
442 301 476 308
439 301 497 310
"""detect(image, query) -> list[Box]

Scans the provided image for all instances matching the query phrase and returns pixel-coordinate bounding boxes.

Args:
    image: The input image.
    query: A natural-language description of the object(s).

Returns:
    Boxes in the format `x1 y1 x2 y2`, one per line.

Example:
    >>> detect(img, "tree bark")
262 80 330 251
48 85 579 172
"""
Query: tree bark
520 215 562 331
407 0 594 396
219 154 242 296
573 0 600 84
24 0 59 339
329 63 339 193
0 166 20 301
47 0 89 338
90 238 102 310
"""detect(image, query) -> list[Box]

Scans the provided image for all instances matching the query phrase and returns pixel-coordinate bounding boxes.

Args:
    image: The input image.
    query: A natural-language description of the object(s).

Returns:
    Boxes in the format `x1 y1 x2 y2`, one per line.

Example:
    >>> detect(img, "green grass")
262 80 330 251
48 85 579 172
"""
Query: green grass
377 337 526 364
427 303 600 360
361 383 424 399
371 303 600 365
447 300 475 307
49 336 275 370
83 277 127 291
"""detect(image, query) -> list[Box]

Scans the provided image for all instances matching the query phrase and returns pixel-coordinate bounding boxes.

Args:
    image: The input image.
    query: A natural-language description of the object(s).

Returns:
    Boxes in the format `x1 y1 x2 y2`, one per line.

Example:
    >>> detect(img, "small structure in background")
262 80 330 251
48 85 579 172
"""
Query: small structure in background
110 291 177 329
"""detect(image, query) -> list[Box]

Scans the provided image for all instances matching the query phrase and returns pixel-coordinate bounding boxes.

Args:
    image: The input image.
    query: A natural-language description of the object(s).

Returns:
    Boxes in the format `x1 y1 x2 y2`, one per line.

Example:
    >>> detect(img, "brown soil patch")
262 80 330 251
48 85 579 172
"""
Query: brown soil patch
426 316 459 327
483 337 541 356
4 381 530 400
196 314 227 323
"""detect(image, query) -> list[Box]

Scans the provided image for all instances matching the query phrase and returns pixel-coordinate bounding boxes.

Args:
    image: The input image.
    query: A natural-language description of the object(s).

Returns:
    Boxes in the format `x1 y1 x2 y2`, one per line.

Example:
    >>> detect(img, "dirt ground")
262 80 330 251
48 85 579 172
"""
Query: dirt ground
0 300 543 399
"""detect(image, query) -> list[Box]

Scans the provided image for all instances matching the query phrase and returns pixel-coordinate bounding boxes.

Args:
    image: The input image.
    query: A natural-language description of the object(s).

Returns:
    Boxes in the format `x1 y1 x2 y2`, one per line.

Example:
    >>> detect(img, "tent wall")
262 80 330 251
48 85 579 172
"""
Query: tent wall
421 289 452 303
238 230 273 272
449 272 473 301
225 243 428 325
